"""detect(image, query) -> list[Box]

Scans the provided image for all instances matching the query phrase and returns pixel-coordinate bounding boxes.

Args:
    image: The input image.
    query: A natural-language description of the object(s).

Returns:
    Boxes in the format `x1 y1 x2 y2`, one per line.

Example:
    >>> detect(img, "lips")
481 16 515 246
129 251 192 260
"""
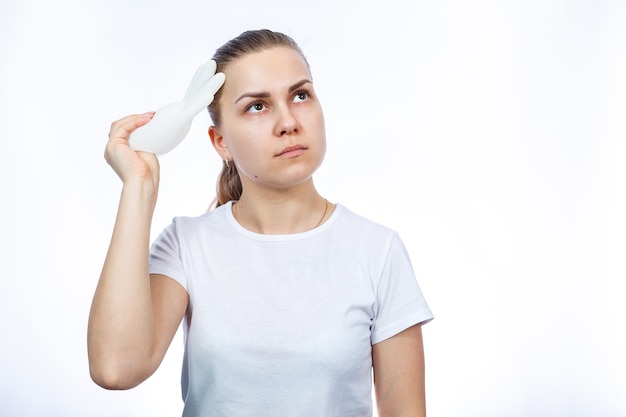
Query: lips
276 144 307 157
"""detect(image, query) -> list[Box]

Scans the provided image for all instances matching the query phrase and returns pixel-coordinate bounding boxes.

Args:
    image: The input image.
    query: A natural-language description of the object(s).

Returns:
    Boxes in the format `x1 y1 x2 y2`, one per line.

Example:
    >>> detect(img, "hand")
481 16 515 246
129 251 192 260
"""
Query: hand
128 60 226 155
105 113 160 188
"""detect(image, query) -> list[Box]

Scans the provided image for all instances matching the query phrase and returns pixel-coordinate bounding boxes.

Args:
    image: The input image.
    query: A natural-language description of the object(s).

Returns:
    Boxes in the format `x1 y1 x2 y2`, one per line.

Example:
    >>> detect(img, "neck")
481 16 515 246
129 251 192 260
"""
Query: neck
232 182 332 234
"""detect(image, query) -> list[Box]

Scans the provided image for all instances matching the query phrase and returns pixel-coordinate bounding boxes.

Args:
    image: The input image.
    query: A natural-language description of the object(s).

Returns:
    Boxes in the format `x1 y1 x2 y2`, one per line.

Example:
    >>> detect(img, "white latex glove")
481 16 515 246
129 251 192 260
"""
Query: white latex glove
129 60 226 155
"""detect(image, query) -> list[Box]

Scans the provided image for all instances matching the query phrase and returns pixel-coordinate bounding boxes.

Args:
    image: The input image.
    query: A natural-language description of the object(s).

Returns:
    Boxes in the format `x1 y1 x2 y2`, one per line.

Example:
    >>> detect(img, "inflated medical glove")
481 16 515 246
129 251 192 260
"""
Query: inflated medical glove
129 60 225 155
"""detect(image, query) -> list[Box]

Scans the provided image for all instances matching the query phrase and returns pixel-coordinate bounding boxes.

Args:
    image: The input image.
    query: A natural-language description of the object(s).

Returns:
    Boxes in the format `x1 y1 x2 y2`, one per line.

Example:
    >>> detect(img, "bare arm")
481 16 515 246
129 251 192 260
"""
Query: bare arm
87 114 188 389
372 324 427 417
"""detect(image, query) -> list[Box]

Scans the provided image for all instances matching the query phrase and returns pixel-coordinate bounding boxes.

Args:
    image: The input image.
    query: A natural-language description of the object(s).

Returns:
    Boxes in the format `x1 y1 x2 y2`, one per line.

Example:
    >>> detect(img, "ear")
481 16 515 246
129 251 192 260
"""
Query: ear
208 126 228 159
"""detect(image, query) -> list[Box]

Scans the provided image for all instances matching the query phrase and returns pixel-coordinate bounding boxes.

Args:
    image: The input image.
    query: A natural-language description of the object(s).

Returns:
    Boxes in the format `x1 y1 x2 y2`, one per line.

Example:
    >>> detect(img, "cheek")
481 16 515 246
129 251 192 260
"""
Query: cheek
221 120 256 155
228 132 268 176
303 104 325 130
311 112 326 143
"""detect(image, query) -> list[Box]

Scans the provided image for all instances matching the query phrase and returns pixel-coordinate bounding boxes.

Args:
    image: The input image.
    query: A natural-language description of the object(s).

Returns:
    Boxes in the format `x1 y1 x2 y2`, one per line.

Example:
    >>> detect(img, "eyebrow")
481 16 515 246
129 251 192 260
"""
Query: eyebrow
234 79 313 104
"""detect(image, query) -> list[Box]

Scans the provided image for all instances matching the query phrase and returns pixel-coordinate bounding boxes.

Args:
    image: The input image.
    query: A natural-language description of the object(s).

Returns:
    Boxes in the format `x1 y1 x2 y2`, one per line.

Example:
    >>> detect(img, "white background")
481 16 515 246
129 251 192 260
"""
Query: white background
1 1 625 416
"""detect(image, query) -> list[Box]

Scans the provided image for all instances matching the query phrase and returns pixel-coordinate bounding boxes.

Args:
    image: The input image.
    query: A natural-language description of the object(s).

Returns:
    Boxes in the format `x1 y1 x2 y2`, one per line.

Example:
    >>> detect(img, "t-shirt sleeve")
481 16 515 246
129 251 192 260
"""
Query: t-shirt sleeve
149 218 188 291
370 232 433 345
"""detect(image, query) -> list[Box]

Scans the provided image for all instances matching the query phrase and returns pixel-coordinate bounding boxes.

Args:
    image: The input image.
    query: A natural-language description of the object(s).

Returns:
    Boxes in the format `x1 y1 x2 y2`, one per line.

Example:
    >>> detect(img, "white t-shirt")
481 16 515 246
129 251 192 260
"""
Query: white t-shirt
149 202 433 417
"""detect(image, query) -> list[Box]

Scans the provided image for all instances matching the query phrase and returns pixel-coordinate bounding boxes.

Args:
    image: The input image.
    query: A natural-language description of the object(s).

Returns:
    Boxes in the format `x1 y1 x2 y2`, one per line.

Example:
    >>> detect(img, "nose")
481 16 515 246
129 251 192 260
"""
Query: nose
274 104 299 136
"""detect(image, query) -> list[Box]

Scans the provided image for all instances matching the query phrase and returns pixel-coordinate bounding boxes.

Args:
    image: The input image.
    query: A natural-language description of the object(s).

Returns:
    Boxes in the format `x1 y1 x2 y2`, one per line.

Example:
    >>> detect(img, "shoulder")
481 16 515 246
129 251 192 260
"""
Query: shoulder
334 204 398 238
159 203 231 240
331 204 401 254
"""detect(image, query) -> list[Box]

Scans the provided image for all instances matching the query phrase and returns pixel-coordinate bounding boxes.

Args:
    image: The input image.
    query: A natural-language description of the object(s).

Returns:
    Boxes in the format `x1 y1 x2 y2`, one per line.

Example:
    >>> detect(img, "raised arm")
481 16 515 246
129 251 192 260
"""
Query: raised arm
87 113 188 390
372 324 427 417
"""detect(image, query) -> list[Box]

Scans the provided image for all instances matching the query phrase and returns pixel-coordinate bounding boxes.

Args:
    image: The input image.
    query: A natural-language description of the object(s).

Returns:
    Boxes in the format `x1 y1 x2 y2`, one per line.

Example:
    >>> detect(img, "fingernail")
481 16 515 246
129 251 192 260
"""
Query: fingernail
141 111 155 119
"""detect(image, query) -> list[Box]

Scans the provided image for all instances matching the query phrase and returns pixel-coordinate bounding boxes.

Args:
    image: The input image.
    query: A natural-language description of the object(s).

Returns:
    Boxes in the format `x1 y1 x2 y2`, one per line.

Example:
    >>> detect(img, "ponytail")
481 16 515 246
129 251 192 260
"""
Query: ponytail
214 161 242 208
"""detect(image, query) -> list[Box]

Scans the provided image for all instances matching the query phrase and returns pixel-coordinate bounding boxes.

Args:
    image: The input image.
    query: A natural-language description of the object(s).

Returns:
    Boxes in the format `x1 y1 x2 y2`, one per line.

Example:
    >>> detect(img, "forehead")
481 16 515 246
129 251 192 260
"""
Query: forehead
221 47 311 96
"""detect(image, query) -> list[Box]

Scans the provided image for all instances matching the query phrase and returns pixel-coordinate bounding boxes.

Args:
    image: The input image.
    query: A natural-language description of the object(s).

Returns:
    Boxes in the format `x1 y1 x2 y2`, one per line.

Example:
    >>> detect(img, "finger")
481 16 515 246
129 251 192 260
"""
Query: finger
206 71 226 96
183 60 218 101
109 112 155 142
185 72 226 115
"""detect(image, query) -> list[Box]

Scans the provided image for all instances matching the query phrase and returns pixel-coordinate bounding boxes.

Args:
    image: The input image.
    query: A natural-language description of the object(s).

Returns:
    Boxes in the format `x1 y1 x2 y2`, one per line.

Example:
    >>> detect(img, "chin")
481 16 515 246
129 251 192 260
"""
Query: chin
269 163 321 189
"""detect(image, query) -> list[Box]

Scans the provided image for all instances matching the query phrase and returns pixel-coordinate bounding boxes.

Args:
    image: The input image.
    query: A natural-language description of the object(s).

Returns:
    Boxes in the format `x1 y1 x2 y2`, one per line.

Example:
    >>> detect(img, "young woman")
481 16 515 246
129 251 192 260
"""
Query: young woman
88 29 433 417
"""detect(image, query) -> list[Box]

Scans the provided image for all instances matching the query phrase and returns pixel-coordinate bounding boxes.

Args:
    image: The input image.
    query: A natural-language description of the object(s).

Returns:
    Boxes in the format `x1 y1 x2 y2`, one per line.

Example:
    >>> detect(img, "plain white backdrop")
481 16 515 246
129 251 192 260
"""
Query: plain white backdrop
1 0 625 416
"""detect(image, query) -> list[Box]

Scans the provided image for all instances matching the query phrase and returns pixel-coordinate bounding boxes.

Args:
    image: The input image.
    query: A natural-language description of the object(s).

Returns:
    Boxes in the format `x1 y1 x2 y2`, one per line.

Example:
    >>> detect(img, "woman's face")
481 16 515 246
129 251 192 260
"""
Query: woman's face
210 47 326 191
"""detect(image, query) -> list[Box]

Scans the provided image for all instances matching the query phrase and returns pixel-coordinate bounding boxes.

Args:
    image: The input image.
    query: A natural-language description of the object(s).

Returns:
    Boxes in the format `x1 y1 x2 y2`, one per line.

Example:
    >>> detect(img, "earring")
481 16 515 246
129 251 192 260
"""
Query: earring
224 158 230 168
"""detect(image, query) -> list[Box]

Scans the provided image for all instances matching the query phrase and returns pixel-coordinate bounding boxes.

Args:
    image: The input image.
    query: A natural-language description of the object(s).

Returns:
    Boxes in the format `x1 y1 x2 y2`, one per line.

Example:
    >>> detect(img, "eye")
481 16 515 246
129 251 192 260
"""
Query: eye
293 90 310 103
246 102 267 113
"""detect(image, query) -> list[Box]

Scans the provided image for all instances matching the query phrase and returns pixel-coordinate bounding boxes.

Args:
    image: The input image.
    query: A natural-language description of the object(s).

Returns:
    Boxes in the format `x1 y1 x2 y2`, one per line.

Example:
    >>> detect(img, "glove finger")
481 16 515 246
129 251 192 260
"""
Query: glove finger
183 60 218 101
184 72 226 116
